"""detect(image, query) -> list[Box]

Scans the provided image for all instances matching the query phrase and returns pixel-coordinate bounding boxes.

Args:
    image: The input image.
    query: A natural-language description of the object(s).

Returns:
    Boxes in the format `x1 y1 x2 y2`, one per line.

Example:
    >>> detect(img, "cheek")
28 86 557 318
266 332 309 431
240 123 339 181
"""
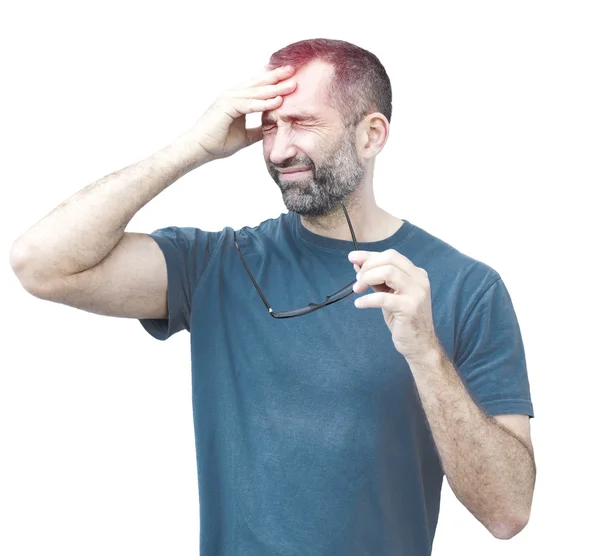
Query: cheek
262 140 275 163
262 134 273 151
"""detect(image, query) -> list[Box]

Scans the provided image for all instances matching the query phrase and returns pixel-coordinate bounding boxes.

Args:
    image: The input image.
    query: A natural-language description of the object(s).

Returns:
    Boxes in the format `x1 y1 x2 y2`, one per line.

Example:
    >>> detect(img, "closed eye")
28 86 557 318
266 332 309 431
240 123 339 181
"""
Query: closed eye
262 122 310 130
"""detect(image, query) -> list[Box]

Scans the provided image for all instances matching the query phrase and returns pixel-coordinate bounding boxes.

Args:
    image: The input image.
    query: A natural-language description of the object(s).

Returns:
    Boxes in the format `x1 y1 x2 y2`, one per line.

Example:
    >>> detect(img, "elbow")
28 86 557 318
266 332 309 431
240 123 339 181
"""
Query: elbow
9 241 50 297
488 512 530 540
9 241 36 291
10 243 38 293
9 240 31 275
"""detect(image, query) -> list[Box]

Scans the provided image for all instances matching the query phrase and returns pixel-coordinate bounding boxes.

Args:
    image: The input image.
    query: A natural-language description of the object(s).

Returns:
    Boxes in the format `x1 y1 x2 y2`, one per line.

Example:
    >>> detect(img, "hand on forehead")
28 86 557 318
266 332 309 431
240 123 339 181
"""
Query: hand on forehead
262 60 334 123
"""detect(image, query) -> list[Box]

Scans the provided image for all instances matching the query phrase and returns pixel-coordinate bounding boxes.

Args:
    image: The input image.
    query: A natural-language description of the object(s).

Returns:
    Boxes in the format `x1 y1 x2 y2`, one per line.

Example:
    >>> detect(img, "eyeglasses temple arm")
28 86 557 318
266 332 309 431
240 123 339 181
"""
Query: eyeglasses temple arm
235 203 356 316
340 201 360 251
234 231 274 314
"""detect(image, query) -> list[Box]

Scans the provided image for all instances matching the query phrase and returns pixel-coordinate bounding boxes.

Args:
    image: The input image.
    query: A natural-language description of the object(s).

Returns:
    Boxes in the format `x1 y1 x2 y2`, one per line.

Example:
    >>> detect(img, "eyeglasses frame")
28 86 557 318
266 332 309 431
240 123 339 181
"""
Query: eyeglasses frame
233 200 359 319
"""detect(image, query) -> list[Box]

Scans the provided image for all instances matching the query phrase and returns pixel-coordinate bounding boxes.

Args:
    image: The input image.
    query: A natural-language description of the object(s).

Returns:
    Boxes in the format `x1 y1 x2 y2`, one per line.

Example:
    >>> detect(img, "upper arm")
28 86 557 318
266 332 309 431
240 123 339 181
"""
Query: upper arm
455 276 535 418
31 232 169 319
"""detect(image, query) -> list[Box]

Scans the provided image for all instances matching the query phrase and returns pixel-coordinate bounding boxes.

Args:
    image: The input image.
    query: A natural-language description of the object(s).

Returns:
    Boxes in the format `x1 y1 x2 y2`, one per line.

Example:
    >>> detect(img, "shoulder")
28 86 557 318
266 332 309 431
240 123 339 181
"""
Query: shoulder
405 221 500 294
234 211 295 248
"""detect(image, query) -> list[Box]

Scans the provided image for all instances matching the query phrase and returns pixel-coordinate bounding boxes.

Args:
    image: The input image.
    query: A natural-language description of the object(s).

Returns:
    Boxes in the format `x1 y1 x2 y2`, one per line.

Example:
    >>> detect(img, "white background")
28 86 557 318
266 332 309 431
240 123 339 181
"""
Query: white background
1 1 598 554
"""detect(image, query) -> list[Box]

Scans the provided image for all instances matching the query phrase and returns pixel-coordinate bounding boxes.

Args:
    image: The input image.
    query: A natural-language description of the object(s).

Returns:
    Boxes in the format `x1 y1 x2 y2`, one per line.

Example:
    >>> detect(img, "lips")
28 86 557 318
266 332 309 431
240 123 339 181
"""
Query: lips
278 168 311 174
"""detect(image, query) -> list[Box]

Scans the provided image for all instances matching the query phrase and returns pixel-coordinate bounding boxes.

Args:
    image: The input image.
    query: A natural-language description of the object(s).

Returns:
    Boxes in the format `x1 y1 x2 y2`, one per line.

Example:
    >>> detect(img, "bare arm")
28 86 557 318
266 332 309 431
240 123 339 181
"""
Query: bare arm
9 65 297 319
10 135 209 288
9 135 211 318
23 232 171 319
407 347 536 540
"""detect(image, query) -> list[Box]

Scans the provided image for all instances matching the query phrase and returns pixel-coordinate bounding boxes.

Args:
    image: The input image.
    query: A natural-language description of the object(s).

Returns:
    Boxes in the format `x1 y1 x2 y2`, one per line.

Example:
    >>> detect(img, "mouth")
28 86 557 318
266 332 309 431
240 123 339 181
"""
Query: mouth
278 168 311 179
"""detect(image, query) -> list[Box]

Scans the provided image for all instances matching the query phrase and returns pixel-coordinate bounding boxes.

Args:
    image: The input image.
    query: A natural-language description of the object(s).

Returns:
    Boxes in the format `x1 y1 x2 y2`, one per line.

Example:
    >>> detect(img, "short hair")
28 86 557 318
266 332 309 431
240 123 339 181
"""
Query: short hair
267 38 392 128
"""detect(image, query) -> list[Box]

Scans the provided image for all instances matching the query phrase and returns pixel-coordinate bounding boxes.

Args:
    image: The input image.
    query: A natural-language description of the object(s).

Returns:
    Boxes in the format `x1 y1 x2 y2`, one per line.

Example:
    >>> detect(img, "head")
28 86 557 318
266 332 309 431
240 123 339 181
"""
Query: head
262 38 392 218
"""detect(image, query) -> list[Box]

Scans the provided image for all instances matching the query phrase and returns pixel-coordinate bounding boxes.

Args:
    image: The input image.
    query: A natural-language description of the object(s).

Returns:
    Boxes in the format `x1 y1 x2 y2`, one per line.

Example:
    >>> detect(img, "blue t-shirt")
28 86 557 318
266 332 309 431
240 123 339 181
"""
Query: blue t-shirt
139 211 534 556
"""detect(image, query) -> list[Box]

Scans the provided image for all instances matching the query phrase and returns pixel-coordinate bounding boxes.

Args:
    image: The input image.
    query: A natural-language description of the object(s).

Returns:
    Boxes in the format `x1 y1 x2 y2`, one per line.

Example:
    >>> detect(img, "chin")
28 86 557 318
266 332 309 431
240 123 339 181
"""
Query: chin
286 203 337 218
281 188 343 218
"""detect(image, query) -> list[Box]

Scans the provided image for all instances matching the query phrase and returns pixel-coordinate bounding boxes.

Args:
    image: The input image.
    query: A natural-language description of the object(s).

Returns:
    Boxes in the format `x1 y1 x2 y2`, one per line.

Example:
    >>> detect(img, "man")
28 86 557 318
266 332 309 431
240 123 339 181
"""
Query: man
10 38 535 555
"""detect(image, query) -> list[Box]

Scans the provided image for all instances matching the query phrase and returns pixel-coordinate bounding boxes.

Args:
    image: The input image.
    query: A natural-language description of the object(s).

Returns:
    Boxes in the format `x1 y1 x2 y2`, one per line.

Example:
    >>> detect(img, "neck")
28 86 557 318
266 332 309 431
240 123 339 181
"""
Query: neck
300 188 403 243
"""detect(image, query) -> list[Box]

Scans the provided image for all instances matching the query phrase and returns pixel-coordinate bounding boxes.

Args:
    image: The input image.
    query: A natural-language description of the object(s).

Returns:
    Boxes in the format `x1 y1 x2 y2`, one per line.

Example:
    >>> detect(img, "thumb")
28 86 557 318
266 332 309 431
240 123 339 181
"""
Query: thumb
246 125 264 146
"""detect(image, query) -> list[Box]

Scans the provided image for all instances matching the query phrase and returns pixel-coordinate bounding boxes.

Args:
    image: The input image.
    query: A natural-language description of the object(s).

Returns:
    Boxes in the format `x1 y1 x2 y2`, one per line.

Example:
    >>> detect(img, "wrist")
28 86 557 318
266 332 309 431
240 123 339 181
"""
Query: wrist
169 132 214 171
404 339 445 372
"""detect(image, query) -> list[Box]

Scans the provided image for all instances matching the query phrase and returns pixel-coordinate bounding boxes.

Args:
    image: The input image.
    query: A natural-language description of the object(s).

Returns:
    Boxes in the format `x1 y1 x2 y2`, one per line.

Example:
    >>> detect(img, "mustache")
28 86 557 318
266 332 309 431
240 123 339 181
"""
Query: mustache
270 161 313 171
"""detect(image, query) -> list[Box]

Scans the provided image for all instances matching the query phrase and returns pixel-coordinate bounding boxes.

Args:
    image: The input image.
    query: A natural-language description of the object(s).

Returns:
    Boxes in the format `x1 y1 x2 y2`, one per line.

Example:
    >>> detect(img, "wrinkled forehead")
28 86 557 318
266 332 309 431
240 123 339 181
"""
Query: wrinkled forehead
262 60 336 122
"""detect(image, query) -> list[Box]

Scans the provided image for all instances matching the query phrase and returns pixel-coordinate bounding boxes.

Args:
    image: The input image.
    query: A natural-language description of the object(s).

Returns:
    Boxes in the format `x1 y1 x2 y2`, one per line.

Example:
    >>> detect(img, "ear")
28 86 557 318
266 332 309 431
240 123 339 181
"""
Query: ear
358 113 389 160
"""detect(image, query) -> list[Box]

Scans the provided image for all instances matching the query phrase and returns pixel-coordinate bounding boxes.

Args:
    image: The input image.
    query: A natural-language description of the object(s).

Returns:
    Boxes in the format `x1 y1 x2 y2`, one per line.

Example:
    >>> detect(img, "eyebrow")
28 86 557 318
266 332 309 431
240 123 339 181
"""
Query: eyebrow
262 111 319 124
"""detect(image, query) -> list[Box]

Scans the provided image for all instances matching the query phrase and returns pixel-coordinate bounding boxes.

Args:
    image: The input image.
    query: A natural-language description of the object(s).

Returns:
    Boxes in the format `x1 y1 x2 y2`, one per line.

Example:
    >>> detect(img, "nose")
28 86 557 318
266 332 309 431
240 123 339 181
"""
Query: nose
268 127 298 165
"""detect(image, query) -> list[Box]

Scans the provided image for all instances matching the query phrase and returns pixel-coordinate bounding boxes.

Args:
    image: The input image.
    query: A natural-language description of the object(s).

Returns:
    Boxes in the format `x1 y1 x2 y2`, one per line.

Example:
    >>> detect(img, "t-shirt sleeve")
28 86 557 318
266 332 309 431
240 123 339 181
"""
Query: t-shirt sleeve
138 226 223 341
454 276 534 418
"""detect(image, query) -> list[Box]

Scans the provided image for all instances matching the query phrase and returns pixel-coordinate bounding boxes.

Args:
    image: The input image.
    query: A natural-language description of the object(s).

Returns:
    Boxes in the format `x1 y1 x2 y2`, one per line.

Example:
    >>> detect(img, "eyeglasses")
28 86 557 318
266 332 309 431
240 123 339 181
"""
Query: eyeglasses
234 201 359 319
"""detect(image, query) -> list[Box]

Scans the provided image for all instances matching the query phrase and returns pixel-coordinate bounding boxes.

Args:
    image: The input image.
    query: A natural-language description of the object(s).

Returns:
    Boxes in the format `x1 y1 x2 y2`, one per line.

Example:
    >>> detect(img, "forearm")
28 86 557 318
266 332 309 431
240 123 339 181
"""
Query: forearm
406 346 535 538
10 133 211 286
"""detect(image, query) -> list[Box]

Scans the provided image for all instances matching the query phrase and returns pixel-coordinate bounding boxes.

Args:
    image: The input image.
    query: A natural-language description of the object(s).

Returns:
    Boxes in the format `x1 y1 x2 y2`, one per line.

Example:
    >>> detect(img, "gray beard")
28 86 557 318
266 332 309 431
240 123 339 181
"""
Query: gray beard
269 130 365 217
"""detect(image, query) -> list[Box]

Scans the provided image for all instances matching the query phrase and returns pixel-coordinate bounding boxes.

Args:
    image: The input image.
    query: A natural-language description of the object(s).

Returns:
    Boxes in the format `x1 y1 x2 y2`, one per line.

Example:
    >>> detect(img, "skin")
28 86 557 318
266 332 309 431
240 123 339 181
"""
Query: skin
350 248 536 539
262 59 536 539
261 60 403 241
10 58 535 540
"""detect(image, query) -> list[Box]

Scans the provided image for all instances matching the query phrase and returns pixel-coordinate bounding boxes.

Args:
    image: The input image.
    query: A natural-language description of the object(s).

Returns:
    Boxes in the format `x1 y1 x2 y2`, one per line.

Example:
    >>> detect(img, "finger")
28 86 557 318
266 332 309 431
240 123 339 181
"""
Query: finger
354 291 401 311
350 249 415 278
348 250 377 265
224 80 296 118
353 263 361 273
226 94 284 118
243 65 296 88
234 79 297 101
353 281 389 294
356 265 406 292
